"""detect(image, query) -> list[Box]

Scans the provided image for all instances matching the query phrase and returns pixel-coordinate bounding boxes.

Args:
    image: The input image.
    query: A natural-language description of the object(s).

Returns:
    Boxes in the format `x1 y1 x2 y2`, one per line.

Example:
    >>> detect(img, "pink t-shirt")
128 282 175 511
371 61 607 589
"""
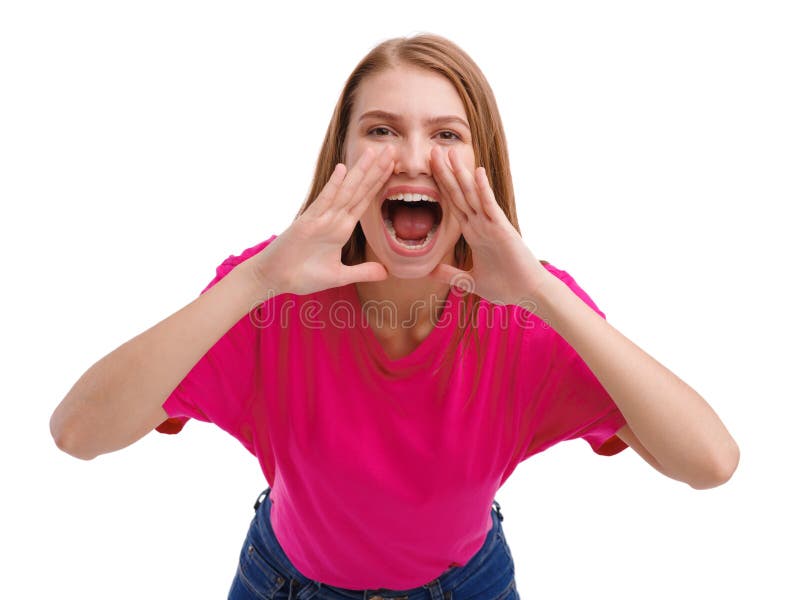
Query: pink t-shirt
158 235 629 590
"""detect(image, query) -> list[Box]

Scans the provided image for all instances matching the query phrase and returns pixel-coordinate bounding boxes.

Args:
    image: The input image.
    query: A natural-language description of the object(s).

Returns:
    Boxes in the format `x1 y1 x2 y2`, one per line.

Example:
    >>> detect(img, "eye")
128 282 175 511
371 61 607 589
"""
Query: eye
437 130 461 141
367 126 393 137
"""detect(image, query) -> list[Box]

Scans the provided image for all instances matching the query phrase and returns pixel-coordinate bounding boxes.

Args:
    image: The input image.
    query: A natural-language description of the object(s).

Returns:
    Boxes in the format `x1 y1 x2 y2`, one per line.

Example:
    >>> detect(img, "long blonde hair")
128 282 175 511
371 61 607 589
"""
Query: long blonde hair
295 33 547 396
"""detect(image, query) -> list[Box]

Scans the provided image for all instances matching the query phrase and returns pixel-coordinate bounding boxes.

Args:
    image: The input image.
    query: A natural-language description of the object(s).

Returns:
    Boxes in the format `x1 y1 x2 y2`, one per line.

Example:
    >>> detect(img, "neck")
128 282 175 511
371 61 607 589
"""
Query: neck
354 247 454 344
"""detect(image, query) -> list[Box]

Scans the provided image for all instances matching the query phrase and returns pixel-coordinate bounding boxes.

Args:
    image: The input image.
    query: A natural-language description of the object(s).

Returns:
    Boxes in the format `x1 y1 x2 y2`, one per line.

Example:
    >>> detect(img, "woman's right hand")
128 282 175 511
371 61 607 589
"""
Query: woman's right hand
240 145 396 299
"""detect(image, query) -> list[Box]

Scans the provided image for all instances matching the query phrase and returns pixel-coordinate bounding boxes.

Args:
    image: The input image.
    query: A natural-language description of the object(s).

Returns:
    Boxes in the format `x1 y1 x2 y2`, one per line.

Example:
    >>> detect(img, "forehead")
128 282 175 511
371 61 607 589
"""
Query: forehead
351 65 467 120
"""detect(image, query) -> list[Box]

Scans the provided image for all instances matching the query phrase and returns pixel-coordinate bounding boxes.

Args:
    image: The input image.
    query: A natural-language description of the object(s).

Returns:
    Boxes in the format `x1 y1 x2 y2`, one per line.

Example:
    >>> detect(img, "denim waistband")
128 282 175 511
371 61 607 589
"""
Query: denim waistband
249 487 507 599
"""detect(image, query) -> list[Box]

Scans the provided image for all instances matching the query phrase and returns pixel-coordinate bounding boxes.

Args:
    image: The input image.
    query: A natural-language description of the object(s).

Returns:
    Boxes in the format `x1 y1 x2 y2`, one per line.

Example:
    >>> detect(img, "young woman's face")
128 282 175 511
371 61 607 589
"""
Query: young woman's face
343 64 475 279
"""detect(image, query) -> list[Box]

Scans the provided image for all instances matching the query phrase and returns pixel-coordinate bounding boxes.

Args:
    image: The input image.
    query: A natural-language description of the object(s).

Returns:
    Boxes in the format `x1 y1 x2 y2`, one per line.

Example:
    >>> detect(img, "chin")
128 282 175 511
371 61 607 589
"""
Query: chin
384 262 438 280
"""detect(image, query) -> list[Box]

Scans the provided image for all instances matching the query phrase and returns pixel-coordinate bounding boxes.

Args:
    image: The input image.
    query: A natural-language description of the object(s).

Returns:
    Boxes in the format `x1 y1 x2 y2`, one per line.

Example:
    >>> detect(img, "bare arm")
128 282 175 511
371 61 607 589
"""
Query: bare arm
49 263 271 460
51 147 396 461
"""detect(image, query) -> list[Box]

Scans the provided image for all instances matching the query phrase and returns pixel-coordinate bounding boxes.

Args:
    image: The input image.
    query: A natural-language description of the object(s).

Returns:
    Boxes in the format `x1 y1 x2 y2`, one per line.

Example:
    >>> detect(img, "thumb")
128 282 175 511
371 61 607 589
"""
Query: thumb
340 261 388 286
429 263 475 294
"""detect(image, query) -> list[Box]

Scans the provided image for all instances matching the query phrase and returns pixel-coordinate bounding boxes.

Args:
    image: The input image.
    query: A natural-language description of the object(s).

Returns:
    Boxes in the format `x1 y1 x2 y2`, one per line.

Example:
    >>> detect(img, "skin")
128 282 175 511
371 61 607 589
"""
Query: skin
163 63 740 488
342 65 477 353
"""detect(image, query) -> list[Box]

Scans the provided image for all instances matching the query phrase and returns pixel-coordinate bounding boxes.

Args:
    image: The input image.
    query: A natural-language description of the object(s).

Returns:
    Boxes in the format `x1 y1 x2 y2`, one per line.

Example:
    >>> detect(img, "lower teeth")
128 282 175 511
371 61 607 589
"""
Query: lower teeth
384 219 438 249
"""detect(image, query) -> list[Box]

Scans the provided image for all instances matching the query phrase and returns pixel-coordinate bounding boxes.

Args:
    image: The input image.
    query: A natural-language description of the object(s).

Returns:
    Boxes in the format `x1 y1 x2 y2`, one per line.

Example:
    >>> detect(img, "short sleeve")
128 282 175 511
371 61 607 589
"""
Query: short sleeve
155 236 277 435
522 264 629 458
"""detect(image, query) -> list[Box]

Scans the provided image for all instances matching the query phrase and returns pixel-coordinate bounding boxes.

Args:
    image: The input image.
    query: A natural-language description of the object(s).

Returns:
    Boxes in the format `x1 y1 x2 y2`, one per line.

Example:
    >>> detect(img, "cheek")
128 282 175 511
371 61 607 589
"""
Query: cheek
346 144 370 168
343 136 366 166
446 148 475 172
456 148 476 171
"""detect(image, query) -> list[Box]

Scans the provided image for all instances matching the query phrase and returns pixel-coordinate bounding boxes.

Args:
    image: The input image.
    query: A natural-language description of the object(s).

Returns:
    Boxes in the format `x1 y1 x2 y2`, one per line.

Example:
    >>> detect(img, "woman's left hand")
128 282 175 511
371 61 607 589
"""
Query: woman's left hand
428 145 551 306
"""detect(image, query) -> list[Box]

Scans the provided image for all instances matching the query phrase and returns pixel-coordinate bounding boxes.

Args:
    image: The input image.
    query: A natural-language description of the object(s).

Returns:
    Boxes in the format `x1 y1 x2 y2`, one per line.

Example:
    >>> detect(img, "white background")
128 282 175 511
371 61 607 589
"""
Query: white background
2 1 797 598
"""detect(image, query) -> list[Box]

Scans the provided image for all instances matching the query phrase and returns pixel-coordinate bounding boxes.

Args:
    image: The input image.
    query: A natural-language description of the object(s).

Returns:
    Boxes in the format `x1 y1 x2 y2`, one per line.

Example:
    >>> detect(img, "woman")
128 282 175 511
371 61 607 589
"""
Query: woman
50 33 740 599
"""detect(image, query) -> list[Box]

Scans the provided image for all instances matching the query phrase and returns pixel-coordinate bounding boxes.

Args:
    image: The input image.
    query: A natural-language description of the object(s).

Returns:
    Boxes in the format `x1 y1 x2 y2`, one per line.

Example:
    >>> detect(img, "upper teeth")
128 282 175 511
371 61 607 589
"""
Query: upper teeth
386 192 438 203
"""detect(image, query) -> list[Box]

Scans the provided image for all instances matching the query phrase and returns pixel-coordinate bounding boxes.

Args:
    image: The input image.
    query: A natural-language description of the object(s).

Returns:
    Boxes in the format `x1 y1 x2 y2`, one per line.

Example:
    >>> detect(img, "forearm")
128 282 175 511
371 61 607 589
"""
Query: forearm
50 263 270 460
527 272 739 488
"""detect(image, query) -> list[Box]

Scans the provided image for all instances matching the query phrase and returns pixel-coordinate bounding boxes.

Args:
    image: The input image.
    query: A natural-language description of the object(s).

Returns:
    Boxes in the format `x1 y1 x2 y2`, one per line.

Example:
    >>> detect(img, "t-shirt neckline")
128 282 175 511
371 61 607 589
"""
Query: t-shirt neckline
341 282 457 368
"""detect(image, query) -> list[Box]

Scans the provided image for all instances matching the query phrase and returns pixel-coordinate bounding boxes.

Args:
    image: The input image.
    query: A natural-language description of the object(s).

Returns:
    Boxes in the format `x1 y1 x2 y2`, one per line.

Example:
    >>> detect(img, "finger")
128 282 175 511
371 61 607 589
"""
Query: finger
427 262 461 287
308 162 347 215
431 146 466 213
475 166 501 222
339 146 394 212
448 148 483 218
431 145 472 220
349 153 395 218
450 202 468 228
346 145 395 214
428 263 475 295
340 261 388 286
332 147 378 209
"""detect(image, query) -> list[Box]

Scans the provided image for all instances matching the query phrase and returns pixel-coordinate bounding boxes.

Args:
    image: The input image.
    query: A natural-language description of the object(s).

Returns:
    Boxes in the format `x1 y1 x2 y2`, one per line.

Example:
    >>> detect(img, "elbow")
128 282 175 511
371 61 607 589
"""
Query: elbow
50 412 97 461
54 435 97 462
689 442 740 490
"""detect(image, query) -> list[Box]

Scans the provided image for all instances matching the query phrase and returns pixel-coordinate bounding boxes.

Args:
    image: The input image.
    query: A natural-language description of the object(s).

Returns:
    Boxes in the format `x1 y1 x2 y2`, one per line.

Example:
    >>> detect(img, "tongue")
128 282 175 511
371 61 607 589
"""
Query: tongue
392 203 435 240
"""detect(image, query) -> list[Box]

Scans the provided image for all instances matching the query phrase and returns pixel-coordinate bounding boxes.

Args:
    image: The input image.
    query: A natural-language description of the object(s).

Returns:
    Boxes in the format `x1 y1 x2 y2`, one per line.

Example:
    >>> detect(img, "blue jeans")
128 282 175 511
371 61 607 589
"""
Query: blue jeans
228 488 520 599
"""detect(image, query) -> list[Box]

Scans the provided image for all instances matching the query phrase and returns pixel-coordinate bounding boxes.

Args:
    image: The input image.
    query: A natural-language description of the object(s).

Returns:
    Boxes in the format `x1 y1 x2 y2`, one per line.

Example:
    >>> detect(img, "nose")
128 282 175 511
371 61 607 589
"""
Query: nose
393 133 432 178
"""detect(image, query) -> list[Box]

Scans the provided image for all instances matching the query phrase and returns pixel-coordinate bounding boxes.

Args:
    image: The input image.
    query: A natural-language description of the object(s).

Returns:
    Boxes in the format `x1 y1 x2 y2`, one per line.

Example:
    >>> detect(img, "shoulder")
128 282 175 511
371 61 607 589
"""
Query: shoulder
537 260 607 320
218 235 279 269
201 235 279 293
539 260 574 286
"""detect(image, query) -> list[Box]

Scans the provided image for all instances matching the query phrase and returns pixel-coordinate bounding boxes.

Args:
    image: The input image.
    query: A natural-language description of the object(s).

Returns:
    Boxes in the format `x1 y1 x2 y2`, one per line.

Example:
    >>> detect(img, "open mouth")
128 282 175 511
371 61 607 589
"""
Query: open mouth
380 195 443 249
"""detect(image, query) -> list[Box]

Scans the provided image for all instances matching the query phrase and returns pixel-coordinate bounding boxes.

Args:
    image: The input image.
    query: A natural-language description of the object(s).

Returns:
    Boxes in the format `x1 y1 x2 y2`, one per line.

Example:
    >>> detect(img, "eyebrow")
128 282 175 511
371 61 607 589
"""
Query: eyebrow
357 109 470 130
